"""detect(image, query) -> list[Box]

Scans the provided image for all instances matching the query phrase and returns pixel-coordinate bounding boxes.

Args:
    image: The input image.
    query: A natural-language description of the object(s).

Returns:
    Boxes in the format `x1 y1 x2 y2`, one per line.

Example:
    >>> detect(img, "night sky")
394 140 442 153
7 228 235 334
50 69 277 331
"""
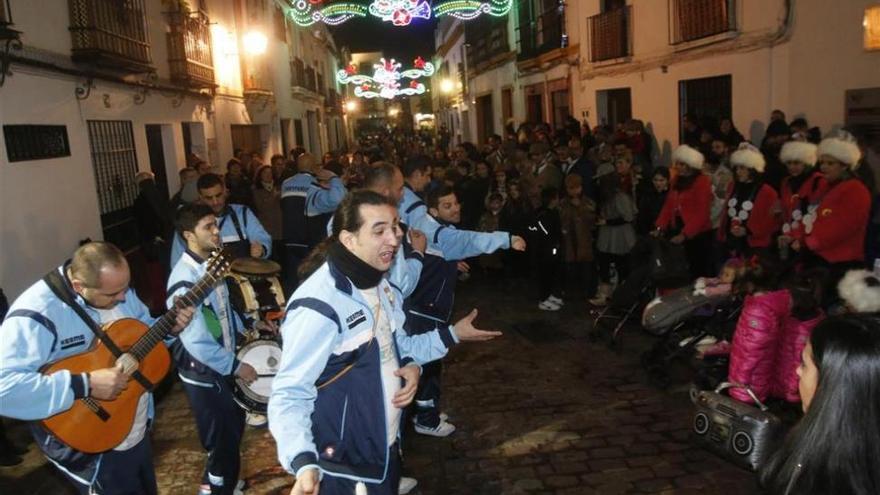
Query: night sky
330 15 438 63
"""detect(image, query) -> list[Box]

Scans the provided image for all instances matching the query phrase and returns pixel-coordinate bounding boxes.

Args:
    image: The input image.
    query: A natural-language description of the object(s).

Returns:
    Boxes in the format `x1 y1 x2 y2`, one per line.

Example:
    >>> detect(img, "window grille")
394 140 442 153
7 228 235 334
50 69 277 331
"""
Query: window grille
3 125 71 162
86 120 139 250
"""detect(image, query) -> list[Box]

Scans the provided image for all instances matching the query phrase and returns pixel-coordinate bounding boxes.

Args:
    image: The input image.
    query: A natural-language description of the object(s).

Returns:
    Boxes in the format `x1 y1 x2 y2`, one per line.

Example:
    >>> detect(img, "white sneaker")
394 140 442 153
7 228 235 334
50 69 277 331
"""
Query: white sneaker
246 412 267 427
538 299 561 311
548 295 564 306
198 481 244 495
398 477 418 494
414 419 456 437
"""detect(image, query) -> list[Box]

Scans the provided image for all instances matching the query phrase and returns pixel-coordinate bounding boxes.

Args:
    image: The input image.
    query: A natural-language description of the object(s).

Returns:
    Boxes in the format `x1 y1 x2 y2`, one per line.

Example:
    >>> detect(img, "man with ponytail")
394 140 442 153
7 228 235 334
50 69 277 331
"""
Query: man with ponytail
269 191 502 495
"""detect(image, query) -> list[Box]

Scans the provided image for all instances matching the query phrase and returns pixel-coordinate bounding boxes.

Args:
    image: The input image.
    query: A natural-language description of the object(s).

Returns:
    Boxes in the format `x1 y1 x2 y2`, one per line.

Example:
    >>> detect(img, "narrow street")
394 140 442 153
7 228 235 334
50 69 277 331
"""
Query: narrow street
0 275 757 495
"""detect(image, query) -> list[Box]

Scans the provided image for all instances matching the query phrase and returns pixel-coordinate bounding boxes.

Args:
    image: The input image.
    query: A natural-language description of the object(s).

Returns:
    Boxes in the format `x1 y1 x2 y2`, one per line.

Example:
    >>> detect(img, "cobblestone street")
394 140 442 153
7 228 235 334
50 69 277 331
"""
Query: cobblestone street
0 276 758 494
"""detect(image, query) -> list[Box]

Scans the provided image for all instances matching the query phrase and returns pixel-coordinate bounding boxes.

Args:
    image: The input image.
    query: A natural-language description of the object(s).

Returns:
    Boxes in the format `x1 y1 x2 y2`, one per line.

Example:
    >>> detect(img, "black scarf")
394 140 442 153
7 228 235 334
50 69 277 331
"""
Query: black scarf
328 241 385 290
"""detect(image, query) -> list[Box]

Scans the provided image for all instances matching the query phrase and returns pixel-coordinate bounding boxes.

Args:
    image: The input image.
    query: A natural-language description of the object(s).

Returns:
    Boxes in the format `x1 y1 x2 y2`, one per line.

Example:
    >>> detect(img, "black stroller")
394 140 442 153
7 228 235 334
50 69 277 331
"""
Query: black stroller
640 294 743 390
588 238 691 348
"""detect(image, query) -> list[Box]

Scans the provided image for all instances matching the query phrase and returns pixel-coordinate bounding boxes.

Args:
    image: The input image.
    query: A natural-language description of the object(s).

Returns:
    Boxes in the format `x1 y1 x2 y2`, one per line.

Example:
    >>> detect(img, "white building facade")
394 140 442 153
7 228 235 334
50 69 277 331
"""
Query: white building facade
0 0 346 298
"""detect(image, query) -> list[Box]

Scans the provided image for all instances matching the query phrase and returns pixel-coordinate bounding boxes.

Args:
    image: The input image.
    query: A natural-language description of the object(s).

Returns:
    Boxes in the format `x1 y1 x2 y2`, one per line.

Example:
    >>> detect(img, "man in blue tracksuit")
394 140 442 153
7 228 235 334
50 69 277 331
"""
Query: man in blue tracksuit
0 242 194 494
170 173 272 267
281 152 347 289
167 204 259 495
405 185 524 437
398 156 526 261
269 190 501 495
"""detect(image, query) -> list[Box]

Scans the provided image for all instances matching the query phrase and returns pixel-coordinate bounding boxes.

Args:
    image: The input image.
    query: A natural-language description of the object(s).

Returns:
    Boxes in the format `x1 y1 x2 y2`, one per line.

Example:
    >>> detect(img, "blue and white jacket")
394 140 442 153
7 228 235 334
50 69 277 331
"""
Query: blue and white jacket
166 250 246 384
405 219 510 334
0 264 157 486
281 172 346 248
170 204 272 266
268 261 458 483
398 186 512 260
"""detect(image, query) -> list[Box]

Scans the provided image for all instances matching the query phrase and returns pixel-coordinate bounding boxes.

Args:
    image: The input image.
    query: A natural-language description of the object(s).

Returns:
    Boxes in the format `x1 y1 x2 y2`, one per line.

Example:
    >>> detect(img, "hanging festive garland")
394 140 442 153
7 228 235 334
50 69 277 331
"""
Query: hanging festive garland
337 57 435 99
284 0 512 27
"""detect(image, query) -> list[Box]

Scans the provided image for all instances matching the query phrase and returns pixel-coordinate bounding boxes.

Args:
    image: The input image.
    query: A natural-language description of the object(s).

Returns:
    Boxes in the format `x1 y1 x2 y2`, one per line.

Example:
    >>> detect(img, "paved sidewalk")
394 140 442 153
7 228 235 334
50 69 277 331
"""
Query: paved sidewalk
0 276 758 494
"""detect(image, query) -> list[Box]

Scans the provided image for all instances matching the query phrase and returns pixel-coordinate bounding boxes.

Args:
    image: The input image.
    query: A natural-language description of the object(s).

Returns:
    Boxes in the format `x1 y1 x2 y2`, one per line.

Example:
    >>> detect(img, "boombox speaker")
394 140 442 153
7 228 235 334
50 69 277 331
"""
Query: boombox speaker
691 382 784 471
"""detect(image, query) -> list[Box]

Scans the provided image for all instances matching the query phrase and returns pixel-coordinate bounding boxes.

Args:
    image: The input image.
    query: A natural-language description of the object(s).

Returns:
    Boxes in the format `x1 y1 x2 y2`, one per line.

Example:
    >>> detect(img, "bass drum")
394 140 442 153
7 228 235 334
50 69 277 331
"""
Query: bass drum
233 339 282 414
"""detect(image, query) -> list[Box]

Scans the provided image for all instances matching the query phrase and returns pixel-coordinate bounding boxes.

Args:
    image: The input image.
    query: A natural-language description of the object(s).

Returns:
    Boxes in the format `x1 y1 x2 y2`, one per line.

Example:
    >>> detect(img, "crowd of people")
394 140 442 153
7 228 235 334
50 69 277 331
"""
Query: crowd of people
0 107 879 495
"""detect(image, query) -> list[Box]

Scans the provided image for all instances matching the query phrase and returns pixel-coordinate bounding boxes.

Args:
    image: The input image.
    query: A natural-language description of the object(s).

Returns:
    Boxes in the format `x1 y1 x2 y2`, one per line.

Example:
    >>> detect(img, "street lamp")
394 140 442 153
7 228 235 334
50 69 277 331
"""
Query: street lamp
243 31 268 56
440 78 454 94
345 100 358 112
388 107 400 118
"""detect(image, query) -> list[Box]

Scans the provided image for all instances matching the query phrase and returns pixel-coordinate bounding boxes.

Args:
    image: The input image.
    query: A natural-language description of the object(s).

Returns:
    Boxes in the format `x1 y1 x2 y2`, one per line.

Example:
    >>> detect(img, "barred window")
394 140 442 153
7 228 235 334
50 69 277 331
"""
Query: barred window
86 120 140 251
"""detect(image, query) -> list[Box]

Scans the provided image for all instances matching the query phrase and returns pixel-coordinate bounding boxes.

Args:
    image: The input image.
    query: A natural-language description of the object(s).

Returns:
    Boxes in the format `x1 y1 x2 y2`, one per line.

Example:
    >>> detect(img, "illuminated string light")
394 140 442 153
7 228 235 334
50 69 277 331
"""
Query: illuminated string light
281 0 512 27
337 57 435 99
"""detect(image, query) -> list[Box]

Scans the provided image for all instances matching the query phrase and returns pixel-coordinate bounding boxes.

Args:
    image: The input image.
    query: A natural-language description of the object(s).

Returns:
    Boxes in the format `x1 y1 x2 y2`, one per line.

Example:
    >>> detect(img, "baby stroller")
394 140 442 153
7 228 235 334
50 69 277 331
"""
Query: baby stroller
640 289 742 389
589 238 690 348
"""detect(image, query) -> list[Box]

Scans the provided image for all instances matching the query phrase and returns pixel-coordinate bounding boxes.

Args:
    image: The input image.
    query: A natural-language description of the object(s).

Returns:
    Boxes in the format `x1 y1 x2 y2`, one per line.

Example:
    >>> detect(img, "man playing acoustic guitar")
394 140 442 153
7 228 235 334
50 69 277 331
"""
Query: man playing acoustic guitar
0 241 195 495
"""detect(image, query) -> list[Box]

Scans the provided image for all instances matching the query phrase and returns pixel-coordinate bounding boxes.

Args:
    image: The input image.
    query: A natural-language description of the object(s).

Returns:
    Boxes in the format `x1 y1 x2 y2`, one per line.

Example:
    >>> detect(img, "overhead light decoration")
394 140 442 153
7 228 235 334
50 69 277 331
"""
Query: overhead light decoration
283 0 512 27
337 57 435 99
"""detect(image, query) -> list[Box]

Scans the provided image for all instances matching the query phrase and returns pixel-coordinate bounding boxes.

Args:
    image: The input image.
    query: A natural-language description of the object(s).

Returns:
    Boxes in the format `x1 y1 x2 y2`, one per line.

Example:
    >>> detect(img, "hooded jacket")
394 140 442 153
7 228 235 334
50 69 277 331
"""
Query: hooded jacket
728 290 790 404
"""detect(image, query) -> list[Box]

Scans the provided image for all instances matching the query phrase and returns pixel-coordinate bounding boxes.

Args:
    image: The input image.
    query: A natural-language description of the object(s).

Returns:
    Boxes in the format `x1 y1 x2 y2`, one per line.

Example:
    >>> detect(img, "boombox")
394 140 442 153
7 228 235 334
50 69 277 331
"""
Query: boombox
691 382 784 471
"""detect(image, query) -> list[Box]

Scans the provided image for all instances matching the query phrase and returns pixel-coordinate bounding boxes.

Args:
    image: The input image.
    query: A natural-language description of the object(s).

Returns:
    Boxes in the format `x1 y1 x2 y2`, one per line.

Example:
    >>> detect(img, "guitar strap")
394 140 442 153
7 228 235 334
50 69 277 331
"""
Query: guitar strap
43 270 154 392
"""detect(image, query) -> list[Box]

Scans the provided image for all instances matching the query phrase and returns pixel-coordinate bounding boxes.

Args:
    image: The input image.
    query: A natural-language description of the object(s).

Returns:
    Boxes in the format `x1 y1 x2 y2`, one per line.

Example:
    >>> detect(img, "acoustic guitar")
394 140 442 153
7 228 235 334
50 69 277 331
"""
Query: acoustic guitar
40 251 232 453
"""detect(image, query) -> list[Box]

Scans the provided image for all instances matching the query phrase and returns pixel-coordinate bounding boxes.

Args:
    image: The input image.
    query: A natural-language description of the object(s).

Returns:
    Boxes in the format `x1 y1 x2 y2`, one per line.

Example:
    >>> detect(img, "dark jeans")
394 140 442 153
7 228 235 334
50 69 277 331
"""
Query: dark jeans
67 436 157 495
537 255 562 300
320 444 402 495
413 360 443 428
181 377 246 495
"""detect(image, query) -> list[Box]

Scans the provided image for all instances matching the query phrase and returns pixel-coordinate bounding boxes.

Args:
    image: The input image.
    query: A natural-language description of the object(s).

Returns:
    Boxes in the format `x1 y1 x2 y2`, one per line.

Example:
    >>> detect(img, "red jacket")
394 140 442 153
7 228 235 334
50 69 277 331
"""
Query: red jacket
728 290 790 405
717 182 781 248
804 178 871 263
780 171 828 242
655 173 712 238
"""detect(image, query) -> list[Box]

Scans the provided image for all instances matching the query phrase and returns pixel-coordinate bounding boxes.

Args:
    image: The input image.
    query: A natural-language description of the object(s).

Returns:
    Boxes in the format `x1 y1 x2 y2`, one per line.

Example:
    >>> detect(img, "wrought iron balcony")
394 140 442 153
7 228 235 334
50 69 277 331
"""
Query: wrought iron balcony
167 8 215 89
517 5 565 61
465 15 510 71
670 0 736 45
69 0 152 71
588 6 632 62
304 66 316 92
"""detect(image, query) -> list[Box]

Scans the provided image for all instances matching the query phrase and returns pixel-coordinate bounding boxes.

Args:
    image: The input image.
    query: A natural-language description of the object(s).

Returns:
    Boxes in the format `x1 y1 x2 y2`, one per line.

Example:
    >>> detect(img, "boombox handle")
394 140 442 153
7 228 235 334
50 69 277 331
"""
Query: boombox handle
714 382 770 412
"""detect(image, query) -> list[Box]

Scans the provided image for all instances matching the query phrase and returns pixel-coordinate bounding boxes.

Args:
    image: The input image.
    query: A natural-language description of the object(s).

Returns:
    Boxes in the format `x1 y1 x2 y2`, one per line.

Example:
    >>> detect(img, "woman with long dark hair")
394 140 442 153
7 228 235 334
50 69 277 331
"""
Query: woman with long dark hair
759 314 880 494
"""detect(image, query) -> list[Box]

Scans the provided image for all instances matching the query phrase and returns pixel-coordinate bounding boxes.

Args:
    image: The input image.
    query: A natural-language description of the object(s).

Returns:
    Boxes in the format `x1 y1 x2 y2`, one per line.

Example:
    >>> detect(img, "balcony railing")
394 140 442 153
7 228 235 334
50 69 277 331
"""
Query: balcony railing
588 6 632 62
670 0 736 45
466 18 510 70
517 5 565 61
167 9 214 88
69 0 152 71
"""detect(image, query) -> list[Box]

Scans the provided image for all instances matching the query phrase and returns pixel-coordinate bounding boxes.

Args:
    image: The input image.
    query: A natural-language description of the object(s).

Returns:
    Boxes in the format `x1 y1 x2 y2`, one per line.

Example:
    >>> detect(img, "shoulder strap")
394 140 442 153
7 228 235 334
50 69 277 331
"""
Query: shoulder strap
43 270 154 391
226 207 246 241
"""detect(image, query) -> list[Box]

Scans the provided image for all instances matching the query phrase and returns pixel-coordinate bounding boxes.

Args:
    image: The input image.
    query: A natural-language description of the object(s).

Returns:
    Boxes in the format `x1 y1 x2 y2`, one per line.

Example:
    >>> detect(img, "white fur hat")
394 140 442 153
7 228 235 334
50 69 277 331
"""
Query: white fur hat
780 141 818 166
730 143 766 173
838 269 880 313
818 131 862 170
672 145 704 170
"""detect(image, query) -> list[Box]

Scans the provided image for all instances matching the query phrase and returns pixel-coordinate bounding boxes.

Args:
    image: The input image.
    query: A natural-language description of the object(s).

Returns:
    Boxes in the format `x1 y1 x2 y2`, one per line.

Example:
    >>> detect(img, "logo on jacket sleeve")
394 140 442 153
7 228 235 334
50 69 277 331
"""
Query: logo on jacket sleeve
60 334 86 350
346 309 367 329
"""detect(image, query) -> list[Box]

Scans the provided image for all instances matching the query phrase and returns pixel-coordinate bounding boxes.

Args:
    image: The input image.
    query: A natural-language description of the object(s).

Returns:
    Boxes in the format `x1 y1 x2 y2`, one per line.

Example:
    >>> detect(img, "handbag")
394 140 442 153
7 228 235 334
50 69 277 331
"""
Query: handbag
691 382 784 471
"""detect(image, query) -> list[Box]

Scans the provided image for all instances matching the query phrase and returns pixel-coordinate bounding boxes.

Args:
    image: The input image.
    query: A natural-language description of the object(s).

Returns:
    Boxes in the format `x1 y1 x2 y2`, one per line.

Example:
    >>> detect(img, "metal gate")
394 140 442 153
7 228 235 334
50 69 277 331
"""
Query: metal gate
86 120 140 251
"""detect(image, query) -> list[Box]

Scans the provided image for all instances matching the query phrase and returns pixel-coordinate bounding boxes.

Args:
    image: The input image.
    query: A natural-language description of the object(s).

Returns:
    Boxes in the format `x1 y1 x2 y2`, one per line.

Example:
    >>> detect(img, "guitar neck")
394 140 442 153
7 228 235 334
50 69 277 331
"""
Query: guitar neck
129 271 220 361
